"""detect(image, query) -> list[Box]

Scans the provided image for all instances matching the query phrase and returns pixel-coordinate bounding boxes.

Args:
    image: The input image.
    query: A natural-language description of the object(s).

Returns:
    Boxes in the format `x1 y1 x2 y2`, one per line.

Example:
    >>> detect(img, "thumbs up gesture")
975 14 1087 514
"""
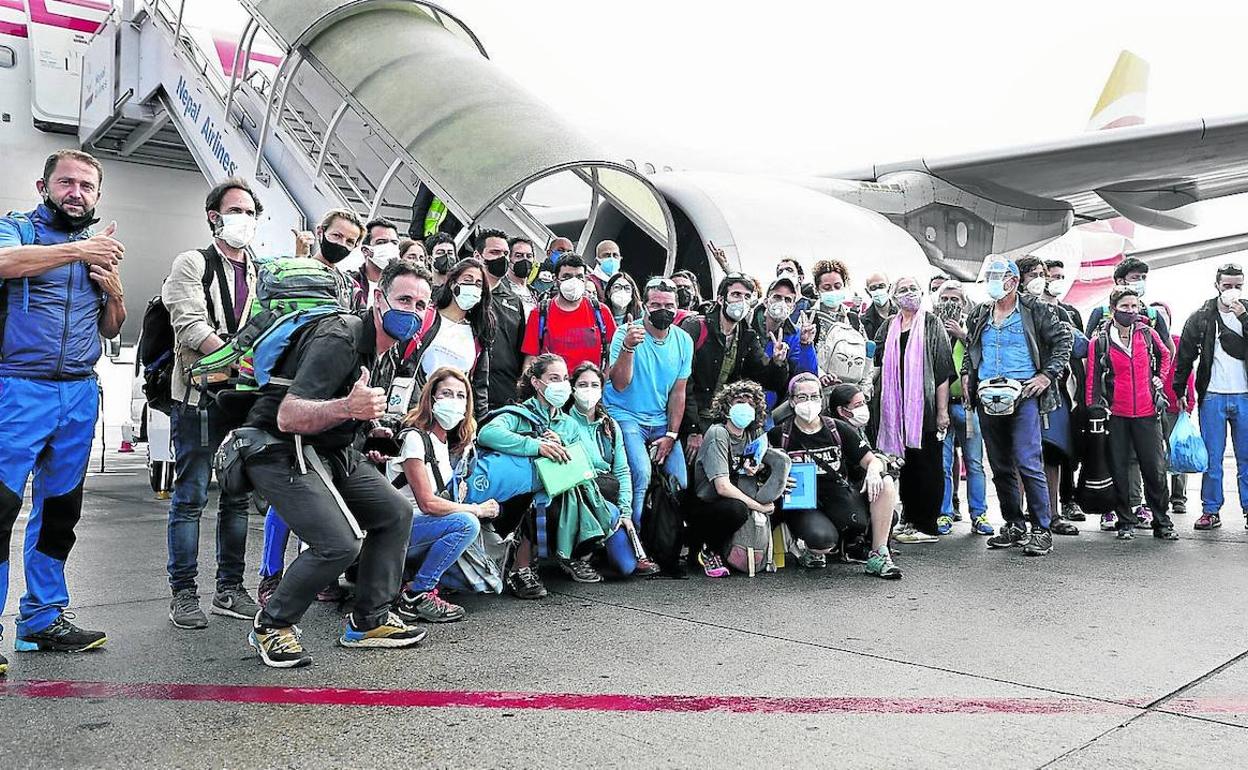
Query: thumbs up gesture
75 220 124 269
345 367 386 421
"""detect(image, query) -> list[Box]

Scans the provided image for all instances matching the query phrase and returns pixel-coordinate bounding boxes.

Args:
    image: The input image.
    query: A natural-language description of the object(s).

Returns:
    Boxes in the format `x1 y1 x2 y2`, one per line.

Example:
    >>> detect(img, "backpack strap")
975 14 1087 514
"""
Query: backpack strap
589 297 609 364
196 248 225 333
696 317 709 351
200 246 239 337
537 297 551 354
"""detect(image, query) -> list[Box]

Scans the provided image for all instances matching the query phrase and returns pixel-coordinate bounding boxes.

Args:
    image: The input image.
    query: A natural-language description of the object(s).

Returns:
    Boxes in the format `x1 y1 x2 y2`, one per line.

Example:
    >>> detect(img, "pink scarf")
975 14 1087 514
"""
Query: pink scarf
879 309 927 455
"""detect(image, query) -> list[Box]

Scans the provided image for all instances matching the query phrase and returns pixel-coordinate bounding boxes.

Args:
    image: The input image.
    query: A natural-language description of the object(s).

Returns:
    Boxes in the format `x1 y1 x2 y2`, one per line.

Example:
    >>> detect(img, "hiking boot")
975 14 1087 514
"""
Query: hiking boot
249 623 312 669
894 526 938 544
1135 506 1154 529
1099 513 1117 531
15 613 107 652
507 567 548 600
1195 513 1221 530
936 515 953 535
1050 517 1080 536
168 588 208 630
211 584 260 620
633 557 661 576
339 611 427 649
257 572 282 610
971 515 995 536
1153 527 1179 541
1022 529 1053 557
1062 501 1086 522
1117 526 1135 541
395 588 465 624
559 558 603 583
987 523 1025 549
697 548 729 578
797 550 827 569
864 547 903 579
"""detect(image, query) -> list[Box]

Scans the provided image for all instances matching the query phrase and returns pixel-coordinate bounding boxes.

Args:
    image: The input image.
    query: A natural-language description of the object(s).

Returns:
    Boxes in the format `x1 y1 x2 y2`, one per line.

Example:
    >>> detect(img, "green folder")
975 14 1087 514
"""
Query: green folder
535 442 596 497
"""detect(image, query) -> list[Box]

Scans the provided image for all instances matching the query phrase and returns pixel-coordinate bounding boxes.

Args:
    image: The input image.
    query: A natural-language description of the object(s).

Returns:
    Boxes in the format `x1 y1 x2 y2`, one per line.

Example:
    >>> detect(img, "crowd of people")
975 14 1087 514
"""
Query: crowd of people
0 150 1245 674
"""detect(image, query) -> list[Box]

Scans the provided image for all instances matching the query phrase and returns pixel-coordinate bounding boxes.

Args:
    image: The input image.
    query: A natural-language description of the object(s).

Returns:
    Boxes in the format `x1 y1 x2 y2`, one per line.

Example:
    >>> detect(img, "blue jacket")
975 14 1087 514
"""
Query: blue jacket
0 205 105 379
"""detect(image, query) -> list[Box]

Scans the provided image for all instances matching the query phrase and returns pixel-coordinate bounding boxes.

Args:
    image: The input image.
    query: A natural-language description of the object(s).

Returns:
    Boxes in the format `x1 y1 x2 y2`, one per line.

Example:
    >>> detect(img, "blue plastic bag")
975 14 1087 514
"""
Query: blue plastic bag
1168 412 1208 474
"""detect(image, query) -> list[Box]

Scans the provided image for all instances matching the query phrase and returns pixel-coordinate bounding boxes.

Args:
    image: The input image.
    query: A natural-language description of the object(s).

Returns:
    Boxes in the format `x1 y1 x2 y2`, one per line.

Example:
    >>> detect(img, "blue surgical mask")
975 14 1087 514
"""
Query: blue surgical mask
820 290 847 308
728 402 755 430
541 380 571 408
599 257 620 276
380 297 423 342
987 279 1007 301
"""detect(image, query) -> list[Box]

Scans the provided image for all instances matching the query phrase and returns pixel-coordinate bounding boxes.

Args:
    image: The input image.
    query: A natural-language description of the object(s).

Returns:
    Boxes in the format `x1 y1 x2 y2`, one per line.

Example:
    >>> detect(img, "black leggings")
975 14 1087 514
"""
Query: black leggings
901 433 945 535
687 497 751 554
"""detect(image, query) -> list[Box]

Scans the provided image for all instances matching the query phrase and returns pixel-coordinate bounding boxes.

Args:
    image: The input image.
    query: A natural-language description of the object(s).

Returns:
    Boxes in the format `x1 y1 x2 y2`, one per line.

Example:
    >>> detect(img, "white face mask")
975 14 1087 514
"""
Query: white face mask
845 404 870 428
1129 279 1147 298
574 384 602 411
541 380 572 408
794 401 821 423
1221 288 1243 307
559 277 586 303
454 284 482 311
1047 277 1072 298
767 301 791 320
216 213 257 249
368 242 400 270
609 287 633 310
1024 276 1047 296
724 300 748 321
431 397 466 430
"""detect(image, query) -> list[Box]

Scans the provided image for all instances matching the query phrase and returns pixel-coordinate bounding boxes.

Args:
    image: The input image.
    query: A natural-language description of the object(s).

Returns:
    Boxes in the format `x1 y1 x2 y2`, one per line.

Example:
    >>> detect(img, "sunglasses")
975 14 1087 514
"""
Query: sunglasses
646 278 677 292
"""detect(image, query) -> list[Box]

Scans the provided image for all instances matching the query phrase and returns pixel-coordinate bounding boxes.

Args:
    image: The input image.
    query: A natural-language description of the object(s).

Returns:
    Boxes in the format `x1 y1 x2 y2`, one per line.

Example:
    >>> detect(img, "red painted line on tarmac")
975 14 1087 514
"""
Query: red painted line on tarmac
0 679 1158 715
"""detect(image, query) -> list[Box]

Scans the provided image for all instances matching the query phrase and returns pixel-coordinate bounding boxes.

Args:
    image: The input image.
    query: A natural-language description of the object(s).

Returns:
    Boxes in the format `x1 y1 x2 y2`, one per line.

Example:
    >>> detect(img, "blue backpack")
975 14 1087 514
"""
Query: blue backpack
461 403 548 506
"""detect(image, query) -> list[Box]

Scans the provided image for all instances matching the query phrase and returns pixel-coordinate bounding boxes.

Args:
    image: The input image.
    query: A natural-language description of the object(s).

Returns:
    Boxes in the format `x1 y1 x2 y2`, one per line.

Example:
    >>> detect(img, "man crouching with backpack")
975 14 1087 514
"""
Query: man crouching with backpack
241 260 427 668
163 178 261 630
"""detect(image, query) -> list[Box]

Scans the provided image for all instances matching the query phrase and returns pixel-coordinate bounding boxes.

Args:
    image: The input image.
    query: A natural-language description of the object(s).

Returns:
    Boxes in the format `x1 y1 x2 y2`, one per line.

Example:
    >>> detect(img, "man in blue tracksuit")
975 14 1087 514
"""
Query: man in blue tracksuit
0 149 127 674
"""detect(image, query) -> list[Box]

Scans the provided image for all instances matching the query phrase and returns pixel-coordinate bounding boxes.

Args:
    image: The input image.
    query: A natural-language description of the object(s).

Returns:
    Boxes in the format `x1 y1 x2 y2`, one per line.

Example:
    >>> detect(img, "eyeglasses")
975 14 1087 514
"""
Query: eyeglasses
790 393 820 403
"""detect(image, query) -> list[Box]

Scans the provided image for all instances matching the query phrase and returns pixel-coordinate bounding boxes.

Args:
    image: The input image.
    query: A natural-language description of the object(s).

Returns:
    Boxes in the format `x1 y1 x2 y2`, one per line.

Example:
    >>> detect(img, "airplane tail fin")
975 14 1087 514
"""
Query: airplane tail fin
1087 50 1149 131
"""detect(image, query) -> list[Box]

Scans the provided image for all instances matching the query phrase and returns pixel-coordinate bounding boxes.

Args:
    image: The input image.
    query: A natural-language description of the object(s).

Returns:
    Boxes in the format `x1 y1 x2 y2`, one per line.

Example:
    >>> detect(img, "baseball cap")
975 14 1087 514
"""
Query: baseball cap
985 256 1019 278
767 276 797 294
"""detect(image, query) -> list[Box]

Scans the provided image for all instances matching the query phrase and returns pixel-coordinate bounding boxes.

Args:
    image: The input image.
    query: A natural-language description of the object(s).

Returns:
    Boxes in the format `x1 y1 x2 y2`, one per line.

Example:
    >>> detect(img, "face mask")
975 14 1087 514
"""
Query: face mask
648 308 676 330
432 253 454 274
676 287 694 309
728 402 756 430
216 213 257 249
574 385 602 411
599 257 620 277
1113 309 1138 327
937 298 963 321
559 277 586 303
1129 279 1146 298
432 398 466 430
820 290 846 308
846 404 870 428
724 300 748 322
1025 276 1047 296
320 238 352 264
1221 288 1243 306
767 301 791 320
1047 278 1071 298
511 258 533 279
380 303 422 342
896 293 922 312
869 289 890 307
43 193 98 231
541 380 571 408
609 287 633 310
986 278 1008 301
485 257 509 278
453 283 482 311
794 401 821 422
777 269 798 283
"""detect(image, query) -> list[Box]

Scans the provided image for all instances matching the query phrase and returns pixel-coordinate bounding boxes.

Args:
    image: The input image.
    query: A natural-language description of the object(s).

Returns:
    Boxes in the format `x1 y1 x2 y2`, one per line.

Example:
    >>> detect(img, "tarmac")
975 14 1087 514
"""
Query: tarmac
3 444 1248 769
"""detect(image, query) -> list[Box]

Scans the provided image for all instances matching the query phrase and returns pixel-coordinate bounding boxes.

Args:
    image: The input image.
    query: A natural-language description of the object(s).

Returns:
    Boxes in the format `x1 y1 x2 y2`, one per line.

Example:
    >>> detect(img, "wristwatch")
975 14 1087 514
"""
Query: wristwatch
664 431 678 441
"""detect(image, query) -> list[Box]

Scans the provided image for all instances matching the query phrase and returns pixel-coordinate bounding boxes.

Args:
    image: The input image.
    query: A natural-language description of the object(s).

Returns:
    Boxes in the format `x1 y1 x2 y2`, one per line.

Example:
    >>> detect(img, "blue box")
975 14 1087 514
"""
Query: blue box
784 463 817 510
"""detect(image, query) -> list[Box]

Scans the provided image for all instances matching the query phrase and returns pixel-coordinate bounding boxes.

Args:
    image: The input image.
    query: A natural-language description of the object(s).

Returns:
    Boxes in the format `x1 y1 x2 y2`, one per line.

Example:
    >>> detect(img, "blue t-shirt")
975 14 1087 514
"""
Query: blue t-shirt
978 308 1034 381
605 322 693 427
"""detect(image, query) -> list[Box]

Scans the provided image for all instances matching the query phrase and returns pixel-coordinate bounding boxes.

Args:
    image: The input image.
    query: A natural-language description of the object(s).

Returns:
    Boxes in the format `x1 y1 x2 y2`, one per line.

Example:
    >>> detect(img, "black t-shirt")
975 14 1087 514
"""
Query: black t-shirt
769 417 872 495
245 312 375 450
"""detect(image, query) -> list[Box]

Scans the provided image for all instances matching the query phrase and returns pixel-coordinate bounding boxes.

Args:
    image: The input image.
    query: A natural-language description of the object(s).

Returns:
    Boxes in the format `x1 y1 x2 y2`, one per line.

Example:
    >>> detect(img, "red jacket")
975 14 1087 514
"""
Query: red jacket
1163 333 1196 414
1086 323 1172 418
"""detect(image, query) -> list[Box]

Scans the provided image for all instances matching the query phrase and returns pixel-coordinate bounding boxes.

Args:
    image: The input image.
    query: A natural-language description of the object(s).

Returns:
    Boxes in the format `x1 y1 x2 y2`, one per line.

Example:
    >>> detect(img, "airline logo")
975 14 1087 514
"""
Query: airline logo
175 75 239 178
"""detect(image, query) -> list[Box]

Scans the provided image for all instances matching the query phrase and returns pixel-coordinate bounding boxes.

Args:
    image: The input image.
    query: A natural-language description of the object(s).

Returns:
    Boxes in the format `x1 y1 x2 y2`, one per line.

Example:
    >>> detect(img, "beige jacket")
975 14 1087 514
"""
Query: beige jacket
162 245 257 405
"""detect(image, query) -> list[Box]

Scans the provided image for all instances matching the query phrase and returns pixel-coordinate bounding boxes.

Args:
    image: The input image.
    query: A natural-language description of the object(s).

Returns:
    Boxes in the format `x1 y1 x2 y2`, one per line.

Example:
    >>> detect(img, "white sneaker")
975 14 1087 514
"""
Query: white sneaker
894 527 939 544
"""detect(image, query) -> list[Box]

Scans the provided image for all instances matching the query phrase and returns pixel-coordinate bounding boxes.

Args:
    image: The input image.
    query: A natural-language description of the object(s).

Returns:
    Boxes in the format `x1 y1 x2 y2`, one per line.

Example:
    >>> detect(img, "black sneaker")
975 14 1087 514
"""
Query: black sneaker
1062 501 1087 522
1153 527 1180 540
1022 529 1053 556
1050 517 1080 536
559 558 604 583
249 623 313 668
395 588 465 624
986 523 1025 549
168 588 208 630
0 650 8 676
507 567 548 600
15 613 107 653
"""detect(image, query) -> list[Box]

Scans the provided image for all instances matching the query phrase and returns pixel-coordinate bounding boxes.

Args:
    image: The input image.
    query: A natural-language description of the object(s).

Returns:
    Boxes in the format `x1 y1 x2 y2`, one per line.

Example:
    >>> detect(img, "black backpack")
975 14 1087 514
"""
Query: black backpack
640 464 687 577
139 248 235 414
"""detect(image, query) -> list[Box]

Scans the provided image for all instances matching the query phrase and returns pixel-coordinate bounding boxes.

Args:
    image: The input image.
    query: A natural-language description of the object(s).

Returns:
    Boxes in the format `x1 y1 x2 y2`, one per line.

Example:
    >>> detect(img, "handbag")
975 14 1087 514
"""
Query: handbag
978 377 1024 416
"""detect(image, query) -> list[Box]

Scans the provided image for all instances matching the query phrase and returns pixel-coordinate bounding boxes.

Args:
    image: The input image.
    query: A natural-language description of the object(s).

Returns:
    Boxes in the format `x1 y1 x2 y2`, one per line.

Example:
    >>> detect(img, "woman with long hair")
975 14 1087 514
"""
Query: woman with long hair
603 272 642 326
387 366 498 623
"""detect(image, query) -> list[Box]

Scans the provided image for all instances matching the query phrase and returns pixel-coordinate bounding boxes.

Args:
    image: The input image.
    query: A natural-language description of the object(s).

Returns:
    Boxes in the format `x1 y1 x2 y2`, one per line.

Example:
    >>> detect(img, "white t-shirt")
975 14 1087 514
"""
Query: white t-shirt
387 429 454 514
1209 310 1248 394
421 315 476 377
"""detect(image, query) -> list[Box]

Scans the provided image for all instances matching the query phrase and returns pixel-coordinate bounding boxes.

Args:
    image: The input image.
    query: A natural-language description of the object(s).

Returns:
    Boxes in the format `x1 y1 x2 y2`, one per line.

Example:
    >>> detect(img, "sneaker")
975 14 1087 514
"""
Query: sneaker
118 440 134 453
395 588 465 624
1050 517 1080 536
211 584 260 620
1153 528 1179 541
1135 506 1154 529
0 651 8 676
14 613 107 652
1022 529 1053 556
633 557 661 576
1194 513 1222 530
840 536 871 564
864 547 903 579
1170 502 1186 516
507 567 548 600
971 515 995 536
936 516 953 535
797 550 827 569
339 611 427 649
257 572 282 610
895 527 938 544
987 523 1025 549
559 558 604 584
1100 513 1117 531
249 623 313 669
168 588 208 630
697 549 730 578
316 581 350 603
1062 502 1086 522
950 510 964 522
1117 526 1135 541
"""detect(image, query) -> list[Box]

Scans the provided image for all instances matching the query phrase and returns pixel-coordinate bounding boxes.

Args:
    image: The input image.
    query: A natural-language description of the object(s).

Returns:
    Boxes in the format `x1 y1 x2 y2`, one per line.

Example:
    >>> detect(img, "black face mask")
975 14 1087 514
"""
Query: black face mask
320 238 352 264
485 257 509 278
43 194 98 232
433 254 453 274
676 287 694 310
512 258 533 279
648 308 676 330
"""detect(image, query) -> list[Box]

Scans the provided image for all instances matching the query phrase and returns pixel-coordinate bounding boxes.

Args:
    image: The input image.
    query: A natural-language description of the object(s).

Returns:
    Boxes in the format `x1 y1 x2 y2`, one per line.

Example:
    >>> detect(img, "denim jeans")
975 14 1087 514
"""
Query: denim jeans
406 511 480 593
979 398 1052 530
1197 392 1248 514
617 420 687 526
942 402 987 517
167 400 249 593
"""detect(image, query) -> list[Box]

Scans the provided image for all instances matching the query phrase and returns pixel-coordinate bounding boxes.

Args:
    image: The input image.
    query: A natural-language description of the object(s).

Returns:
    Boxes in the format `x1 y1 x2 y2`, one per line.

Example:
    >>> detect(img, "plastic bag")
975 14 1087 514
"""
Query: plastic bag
1168 412 1209 474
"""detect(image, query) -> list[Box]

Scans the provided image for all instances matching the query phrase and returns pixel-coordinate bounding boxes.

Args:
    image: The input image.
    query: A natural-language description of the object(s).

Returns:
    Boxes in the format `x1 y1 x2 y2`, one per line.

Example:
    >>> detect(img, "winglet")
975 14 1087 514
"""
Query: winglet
1087 50 1149 131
